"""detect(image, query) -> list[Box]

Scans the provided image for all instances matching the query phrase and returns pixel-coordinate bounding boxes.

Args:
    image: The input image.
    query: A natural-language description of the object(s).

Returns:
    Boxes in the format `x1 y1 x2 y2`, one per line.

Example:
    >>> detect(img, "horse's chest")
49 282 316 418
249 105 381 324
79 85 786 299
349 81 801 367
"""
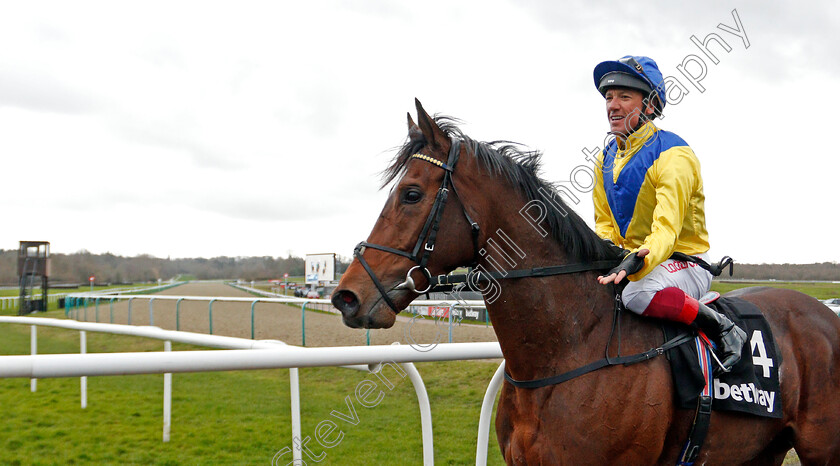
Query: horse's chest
497 380 671 465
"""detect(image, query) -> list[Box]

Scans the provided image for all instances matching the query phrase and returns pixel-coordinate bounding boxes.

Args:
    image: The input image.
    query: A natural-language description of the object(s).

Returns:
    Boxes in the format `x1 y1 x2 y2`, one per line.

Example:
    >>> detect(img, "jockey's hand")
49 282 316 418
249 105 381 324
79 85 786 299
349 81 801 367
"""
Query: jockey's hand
598 249 650 285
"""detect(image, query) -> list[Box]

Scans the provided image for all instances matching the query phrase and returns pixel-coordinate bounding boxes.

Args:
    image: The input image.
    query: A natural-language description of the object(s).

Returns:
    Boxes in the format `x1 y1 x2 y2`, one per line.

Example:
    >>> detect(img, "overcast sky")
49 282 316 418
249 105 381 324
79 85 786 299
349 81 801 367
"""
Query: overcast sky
1 1 838 265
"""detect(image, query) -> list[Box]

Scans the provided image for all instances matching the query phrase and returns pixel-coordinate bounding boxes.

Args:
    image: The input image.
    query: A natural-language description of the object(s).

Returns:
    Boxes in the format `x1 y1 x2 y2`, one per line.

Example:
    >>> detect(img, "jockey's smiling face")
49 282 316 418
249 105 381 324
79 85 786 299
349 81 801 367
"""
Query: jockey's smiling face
605 87 653 138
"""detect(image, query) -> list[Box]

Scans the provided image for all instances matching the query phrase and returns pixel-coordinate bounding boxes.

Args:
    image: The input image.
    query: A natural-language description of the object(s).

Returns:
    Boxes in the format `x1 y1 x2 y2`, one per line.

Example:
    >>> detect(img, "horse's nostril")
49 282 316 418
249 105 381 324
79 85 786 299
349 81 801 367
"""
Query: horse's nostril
332 290 360 317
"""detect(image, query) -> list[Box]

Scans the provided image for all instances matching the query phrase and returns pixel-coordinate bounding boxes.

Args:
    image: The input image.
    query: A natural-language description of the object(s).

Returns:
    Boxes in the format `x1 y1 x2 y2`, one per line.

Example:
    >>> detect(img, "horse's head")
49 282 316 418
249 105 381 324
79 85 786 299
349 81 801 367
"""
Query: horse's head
331 99 481 328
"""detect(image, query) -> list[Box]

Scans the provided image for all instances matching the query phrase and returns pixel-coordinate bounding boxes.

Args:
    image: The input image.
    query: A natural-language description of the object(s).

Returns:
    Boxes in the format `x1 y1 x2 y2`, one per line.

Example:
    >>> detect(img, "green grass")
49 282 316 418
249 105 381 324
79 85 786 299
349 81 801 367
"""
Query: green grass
3 279 830 464
712 280 840 300
0 316 505 465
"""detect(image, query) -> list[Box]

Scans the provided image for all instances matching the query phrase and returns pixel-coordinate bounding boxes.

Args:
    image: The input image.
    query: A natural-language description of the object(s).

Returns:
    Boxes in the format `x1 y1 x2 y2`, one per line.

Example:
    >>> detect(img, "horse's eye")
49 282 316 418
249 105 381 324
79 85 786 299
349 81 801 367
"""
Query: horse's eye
401 188 424 204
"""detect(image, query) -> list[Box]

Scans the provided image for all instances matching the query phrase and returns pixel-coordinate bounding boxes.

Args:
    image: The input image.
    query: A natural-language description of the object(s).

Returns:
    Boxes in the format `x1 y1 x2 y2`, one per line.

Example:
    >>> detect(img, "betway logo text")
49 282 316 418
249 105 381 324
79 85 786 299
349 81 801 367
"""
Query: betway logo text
714 380 776 413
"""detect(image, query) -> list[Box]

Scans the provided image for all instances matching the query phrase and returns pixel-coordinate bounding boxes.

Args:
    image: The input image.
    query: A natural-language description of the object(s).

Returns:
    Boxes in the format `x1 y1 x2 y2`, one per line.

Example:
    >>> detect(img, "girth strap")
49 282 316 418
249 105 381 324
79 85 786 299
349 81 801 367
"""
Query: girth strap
677 334 715 465
677 395 712 466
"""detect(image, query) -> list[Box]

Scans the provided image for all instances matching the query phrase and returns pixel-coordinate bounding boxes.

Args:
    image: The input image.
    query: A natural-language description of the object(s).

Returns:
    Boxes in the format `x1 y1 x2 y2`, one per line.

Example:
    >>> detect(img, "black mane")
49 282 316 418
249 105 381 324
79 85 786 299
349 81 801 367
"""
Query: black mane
383 115 620 263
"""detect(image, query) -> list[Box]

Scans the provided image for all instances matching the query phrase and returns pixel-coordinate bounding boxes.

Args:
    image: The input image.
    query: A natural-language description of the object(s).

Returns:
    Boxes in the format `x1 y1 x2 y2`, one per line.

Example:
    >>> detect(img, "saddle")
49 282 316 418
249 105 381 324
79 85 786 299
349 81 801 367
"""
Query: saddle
665 293 783 418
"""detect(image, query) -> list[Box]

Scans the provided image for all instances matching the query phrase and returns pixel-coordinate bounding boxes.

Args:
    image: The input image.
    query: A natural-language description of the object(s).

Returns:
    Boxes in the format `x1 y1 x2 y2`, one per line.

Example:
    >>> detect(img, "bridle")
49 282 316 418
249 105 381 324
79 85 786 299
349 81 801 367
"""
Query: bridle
352 136 622 314
352 138 480 313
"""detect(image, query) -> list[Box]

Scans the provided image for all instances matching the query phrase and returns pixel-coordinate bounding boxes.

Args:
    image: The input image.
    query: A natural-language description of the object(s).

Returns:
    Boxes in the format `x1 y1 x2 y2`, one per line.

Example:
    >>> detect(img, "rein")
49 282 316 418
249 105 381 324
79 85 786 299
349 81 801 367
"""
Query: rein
427 260 620 289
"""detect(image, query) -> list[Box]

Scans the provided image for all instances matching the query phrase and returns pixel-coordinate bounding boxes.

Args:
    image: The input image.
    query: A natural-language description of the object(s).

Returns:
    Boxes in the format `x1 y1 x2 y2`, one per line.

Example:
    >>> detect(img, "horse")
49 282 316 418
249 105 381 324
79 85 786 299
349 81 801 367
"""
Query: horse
330 99 840 465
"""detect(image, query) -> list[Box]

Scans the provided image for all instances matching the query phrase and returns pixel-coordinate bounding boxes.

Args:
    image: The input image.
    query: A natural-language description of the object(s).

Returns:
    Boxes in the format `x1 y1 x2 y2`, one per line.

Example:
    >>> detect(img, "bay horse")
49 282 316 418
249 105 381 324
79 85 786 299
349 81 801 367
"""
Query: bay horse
331 99 840 465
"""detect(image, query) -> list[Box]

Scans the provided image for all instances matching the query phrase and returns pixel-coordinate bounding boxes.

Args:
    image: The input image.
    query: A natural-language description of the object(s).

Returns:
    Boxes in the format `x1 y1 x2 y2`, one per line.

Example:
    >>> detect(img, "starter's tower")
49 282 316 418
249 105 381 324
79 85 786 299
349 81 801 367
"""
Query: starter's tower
18 241 50 315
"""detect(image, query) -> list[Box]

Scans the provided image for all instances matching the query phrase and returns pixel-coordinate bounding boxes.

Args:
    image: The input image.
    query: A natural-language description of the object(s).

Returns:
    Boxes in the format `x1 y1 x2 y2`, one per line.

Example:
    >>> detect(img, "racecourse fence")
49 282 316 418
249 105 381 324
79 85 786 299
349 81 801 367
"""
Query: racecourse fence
0 290 506 465
0 293 64 312
0 282 185 315
64 285 489 345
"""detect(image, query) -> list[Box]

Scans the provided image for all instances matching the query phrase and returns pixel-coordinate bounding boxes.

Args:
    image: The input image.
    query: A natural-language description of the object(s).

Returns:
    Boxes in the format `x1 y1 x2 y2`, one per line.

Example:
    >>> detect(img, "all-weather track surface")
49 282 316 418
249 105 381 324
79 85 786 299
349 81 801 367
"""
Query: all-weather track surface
71 281 499 348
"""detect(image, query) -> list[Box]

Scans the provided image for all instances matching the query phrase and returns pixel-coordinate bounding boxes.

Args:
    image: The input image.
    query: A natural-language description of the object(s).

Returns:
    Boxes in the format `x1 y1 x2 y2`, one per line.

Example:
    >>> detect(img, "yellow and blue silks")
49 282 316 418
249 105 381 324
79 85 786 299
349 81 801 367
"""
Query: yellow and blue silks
593 122 710 280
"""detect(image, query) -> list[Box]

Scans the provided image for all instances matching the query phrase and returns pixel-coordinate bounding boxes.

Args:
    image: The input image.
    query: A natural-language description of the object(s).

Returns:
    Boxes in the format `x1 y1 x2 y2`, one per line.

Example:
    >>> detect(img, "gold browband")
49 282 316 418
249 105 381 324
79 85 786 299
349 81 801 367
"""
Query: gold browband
411 153 451 171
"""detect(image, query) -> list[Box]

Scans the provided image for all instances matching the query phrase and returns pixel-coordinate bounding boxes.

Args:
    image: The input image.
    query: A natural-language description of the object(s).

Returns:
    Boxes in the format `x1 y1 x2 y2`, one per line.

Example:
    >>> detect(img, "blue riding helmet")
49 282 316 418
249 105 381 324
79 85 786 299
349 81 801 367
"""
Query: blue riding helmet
593 55 666 113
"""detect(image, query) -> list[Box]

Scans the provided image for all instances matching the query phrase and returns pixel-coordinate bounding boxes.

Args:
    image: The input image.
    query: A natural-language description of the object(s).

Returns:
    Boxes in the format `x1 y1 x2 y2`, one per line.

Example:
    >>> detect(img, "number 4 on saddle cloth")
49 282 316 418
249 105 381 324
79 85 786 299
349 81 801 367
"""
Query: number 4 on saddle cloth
665 292 783 418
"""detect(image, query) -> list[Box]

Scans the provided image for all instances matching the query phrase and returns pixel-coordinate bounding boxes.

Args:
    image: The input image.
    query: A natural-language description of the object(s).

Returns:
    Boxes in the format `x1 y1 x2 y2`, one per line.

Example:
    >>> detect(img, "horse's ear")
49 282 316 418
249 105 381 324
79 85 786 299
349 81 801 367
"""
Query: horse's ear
415 98 448 152
407 112 423 142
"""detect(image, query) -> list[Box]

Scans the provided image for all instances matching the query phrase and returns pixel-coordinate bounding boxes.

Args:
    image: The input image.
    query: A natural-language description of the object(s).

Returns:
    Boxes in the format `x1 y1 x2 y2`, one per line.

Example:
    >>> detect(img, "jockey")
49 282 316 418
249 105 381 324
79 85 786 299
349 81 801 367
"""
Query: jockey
591 55 747 374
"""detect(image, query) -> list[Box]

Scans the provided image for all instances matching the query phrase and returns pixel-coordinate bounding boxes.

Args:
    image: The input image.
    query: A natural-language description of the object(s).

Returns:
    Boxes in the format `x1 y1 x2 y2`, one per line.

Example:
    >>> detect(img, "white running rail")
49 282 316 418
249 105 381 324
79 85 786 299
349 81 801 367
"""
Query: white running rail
0 315 505 465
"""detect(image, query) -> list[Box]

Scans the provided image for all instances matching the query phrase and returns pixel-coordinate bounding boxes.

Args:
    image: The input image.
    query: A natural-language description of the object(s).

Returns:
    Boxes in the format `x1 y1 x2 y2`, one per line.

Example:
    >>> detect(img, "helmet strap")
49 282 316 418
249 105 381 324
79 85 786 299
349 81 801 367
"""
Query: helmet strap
633 112 647 132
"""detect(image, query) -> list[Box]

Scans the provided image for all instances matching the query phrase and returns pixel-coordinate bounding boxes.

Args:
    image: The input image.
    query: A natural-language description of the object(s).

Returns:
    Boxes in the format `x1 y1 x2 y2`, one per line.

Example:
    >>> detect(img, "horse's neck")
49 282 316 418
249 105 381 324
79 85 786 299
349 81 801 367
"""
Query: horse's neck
478 202 616 381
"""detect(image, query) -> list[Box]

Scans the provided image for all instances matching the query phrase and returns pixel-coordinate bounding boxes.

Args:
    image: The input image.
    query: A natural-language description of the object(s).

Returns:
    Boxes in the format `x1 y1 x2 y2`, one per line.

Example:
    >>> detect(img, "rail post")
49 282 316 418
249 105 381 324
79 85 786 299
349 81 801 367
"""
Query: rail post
208 299 216 335
476 361 506 466
449 303 454 344
95 297 100 323
290 367 302 464
80 330 87 409
84 298 88 322
128 297 134 325
176 298 183 331
109 298 115 324
250 300 258 340
30 325 37 393
399 359 434 466
163 340 172 442
149 297 155 326
301 301 308 346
